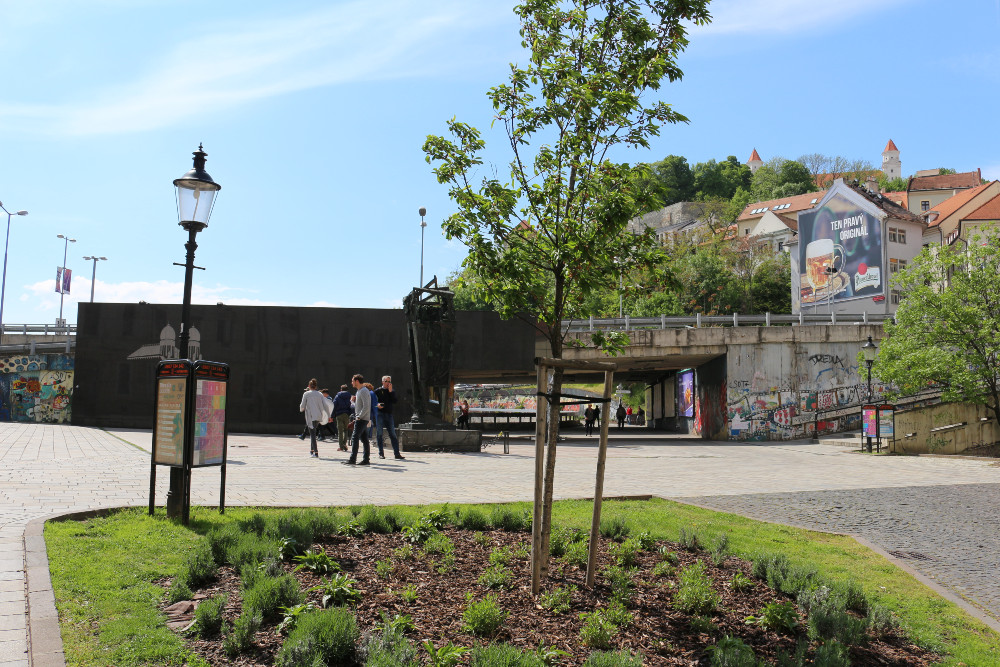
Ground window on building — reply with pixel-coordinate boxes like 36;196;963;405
777;241;784;252
890;290;902;305
888;227;897;242
897;228;906;244
744;228;750;235
921;200;930;211
889;258;908;274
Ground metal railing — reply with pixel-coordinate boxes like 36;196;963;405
0;323;77;336
564;312;893;332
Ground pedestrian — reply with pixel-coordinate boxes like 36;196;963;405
616;403;626;430
637;406;645;426
626;405;633;424
375;375;405;460
364;382;379;442
318;388;338;440
344;373;372;466
584;404;598;436
332;384;352;451
457;399;470;429
299;378;329;458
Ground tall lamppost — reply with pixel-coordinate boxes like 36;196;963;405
56;234;76;326
419;207;427;286
167;144;221;521
83;256;108;302
0;202;28;337
862;335;878;453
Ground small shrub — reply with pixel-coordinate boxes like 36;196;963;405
582;650;643;667
238;512;267;535
603;600;634;628
339;519;364;537
223;531;282;571
399;584;419;604
634;531;656;551
678;527;701;552
358;506;403;534
608;539;640;568
539;584;576;614
278;536;300;560
651;561;674;578
489;506;531;532
462;594;508;637
424;507;451;529
470;642;544;666
774;640;809;667
812;640;851;667
579;610;618;649
534;642;570;666
746;601;799;634
243;572;305;621
804;590;868;646
708;635;757;667
375;557;394;580
402;518;437;544
866;603;897;636
599;516;630;542
223;610;261;657
673;561;720;615
603;565;635;602
548;527;572;558
276;602;319;635
432;552;457;574
423;640;468;667
394;544;417;561
425;532;455;556
710;534;730;566
275;607;359;667
835;580;870;615
473;531;491;548
310;572;363;607
362;625;418;667
379;611;416;634
193;594;227;637
183;539;218;588
729;571;753;593
272;511;316;551
456;507;490;531
690;615;717;635
294;549;341;574
255;557;284;578
565;540;589;568
512;542;531;559
658;547;679;565
489;546;513;566
166;577;192;604
479;564;514;590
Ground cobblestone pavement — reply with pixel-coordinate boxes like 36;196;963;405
676;484;1000;624
1;423;998;664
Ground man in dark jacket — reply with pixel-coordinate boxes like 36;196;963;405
332;384;353;452
374;375;404;460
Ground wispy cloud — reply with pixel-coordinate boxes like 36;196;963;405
693;0;913;36
21;278;339;314
0;0;505;137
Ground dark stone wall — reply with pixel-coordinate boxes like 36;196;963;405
73;303;536;433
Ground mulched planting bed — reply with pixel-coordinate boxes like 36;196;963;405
170;528;936;666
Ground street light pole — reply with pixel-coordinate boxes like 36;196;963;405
83;256;108;302
0;202;28;338
419;207;427;287
56;234;77;325
862;335;878;453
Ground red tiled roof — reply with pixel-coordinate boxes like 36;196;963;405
748;148;762;163
882;191;907;209
908;170;982;192
775;213;798;231
964;192;1000;221
926;182;994;228
883;139;898;153
737;190;827;222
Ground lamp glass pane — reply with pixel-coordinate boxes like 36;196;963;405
175;185;218;226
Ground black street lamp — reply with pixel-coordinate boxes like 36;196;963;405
166;144;221;520
862;335;878;453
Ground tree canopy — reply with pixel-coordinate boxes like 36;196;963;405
874;229;1000;424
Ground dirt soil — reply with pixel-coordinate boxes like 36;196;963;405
174;529;936;666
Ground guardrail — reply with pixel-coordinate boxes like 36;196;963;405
564;312;893;332
0;323;77;335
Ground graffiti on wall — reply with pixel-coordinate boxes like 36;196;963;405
0;355;74;423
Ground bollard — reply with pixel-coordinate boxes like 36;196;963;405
503;431;510;454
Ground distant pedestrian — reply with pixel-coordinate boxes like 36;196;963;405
616;403;626;430
457;399;470;429
344;374;371;466
318;388;338;440
637;406;645;426
332;384;352;451
364;382;379;442
375;375;404;460
299;378;329;458
626;405;633;424
584;404;598;436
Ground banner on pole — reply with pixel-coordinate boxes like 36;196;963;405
55;267;72;294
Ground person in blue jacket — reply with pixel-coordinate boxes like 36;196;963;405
331;384;353;452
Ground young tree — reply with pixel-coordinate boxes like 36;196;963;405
875;229;1000;424
424;0;710;584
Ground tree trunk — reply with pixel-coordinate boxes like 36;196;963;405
539;364;563;579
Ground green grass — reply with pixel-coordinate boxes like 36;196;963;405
44;500;1000;666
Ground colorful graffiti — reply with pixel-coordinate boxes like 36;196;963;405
0;354;74;423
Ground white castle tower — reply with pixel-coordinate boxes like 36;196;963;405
882;139;901;181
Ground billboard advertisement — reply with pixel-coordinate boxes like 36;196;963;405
798;193;883;306
678;370;694;418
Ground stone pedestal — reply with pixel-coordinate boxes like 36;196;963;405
399;428;481;453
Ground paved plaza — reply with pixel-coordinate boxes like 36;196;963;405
1;423;998;665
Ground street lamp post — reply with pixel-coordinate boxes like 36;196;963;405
56;234;77;326
862;335;878;453
167;144;221;522
83;256;108;303
0;202;28;338
419;207;427;287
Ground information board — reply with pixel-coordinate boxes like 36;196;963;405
194;379;226;465
863;405;877;437
154;362;190;466
878;405;894;438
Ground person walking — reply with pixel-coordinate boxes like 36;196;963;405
364;382;380;444
319;388;338;440
332;384;352;451
299;378;329;458
344;373;372;466
584;404;598;436
457;399;470;429
616;402;627;430
375;375;404;460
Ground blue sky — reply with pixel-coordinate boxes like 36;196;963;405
1;0;998;325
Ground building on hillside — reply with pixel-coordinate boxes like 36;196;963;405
961;192;1000;239
787;179;926;315
735;190;827;238
921;181;1000;245
906;169;983;214
747;148;763;173
881;190;907;209
628;201;722;243
750;211;797;253
882;139;901;180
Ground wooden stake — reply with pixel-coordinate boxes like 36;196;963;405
530;362;548;596
586;368;615;587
